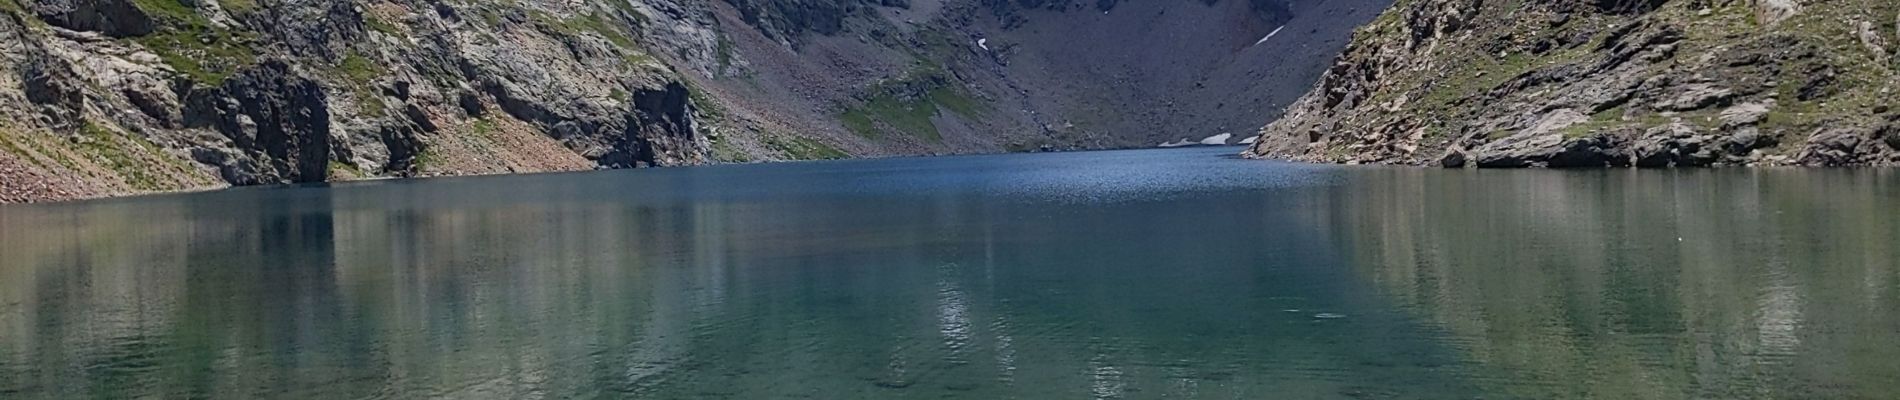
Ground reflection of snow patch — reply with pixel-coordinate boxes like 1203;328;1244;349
977;38;989;51
1253;26;1287;46
1200;133;1233;146
1239;136;1258;145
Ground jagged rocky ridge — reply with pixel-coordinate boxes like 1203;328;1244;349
1;0;1385;202
1247;0;1900;167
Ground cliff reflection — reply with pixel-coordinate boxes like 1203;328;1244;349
4;152;1895;399
1322;168;1900;399
0;193;748;398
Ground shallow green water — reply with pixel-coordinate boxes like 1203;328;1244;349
2;147;1897;399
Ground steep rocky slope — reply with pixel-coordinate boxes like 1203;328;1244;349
1247;0;1900;167
0;0;1387;203
1;0;713;202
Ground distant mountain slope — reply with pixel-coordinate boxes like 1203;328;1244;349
0;0;1384;202
1246;0;1900;167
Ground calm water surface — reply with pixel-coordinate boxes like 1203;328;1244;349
2;147;1897;399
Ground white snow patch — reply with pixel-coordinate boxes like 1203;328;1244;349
1157;139;1196;148
1252;26;1286;46
977;38;989;51
1200;133;1233;146
1238;136;1258;145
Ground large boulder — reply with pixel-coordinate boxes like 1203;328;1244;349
1473;133;1562;168
24;0;155;38
1794;127;1872;166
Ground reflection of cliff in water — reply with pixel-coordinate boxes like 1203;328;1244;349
1321;168;1900;399
0;194;739;398
0;152;1473;398
9;151;1892;399
0;194;346;398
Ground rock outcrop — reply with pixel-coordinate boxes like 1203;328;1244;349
1247;0;1900;167
182;60;332;184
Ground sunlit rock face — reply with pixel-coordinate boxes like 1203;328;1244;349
1247;0;1900;167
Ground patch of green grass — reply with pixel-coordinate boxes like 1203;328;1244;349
0;128;47;170
470;117;498;138
134;27;257;85
1761;99;1818;132
839;108;879;139
1553;105;1633;138
412;148;438;170
327;160;362;178
77;121;170;191
836;55;994;141
839;86;988;142
129;0;203;23
337;53;383;85
533;10;637;49
710;136;751;163
839;78;988;142
840;93;942;141
218;0;257;14
682;82;726;120
1559;120;1625;139
765;135;847;160
929;86;985;118
609;88;629;103
570;12;637;49
0;135;24;158
364;14;405;38
356;92;388;116
332;53;389;116
1382;10;1610;124
474;7;502;27
714;34;737;72
8;129;79;171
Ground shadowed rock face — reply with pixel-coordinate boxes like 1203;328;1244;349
184;61;332;184
611;81;697;168
726;0;908;39
1248;0;1900;167
24;0;153;37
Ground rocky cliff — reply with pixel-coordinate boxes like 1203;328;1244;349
1247;0;1900;167
0;0;1387;203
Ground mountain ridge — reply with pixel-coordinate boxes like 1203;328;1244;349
0;0;1386;203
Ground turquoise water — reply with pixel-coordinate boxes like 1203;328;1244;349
1;147;1897;399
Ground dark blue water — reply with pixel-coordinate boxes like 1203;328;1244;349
2;147;1897;399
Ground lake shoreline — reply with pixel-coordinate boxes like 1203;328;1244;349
11;144;1898;205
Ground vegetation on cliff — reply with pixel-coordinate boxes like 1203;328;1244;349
1248;0;1900;167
